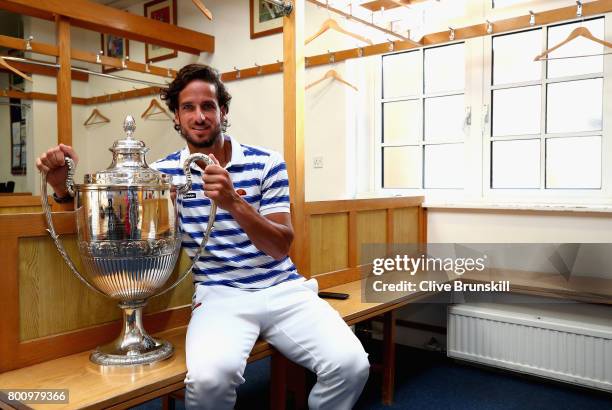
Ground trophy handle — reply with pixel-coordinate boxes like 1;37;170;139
40;157;108;297
154;153;218;297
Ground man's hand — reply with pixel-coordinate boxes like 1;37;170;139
35;144;79;197
202;154;241;211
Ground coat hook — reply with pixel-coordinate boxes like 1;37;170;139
234;66;240;79
96;50;103;63
145;63;150;73
486;20;493;34
357;46;363;57
277;59;283;71
122;56;129;69
387;38;395;51
167;68;172;78
576;1;583;18
449;27;455;41
529;11;535;26
327;50;335;63
255;63;262;75
25;35;33;51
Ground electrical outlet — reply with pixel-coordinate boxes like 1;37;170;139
313;156;324;169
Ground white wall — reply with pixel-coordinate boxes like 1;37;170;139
22;0;386;200
428;208;612;243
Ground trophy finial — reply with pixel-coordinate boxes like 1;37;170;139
123;115;136;139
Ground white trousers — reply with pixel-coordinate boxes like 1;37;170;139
184;278;370;410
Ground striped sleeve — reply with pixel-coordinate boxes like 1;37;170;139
259;152;290;215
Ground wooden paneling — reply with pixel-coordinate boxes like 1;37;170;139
0;196;71;214
309;213;348;275
393;207;419;243
56;16;72;146
0;0;214;54
18;238;192;341
306;197;424;215
357;209;387;265
0;206;40;214
304;198;425;287
284;0;307;276
0;212;196;371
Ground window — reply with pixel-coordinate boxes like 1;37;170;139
377;13;609;205
488;18;604;192
381;43;466;190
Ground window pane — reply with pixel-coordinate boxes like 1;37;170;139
492;139;540;188
547;78;602;134
383;100;420;144
383;146;421;188
547;19;604;78
424;43;465;94
383;51;420;98
492;86;541;136
493;29;542;85
546;136;601;189
425;143;464;188
424;94;464;141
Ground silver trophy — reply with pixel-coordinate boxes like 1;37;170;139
40;116;216;366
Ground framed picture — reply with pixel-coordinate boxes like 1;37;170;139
144;0;178;63
250;0;284;39
100;33;129;73
11;119;26;175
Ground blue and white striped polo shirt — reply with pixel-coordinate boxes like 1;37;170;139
151;135;303;290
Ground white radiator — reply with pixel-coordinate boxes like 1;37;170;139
447;303;612;392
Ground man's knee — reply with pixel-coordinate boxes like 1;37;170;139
185;357;246;393
321;346;370;385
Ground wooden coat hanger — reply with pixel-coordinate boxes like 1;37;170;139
534;26;612;61
192;0;213;20
84;108;110;126
141;98;173;120
306;18;373;45
0;56;33;82
306;69;358;91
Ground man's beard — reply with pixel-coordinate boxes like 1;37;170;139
179;125;222;148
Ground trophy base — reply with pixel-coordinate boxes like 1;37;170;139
89;300;174;366
90;339;174;366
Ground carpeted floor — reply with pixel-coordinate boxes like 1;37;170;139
132;342;612;410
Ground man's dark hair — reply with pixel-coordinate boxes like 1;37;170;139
160;64;232;113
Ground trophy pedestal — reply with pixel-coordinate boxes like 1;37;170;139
90;301;174;366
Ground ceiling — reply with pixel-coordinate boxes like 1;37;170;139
91;0;143;9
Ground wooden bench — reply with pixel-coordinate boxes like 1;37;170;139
0;271;443;410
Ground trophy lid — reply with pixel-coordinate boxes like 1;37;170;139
84;115;170;185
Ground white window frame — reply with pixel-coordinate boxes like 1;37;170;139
376;40;483;203
375;10;612;206
482;16;612;205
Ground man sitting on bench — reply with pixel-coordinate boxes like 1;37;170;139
36;63;370;410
